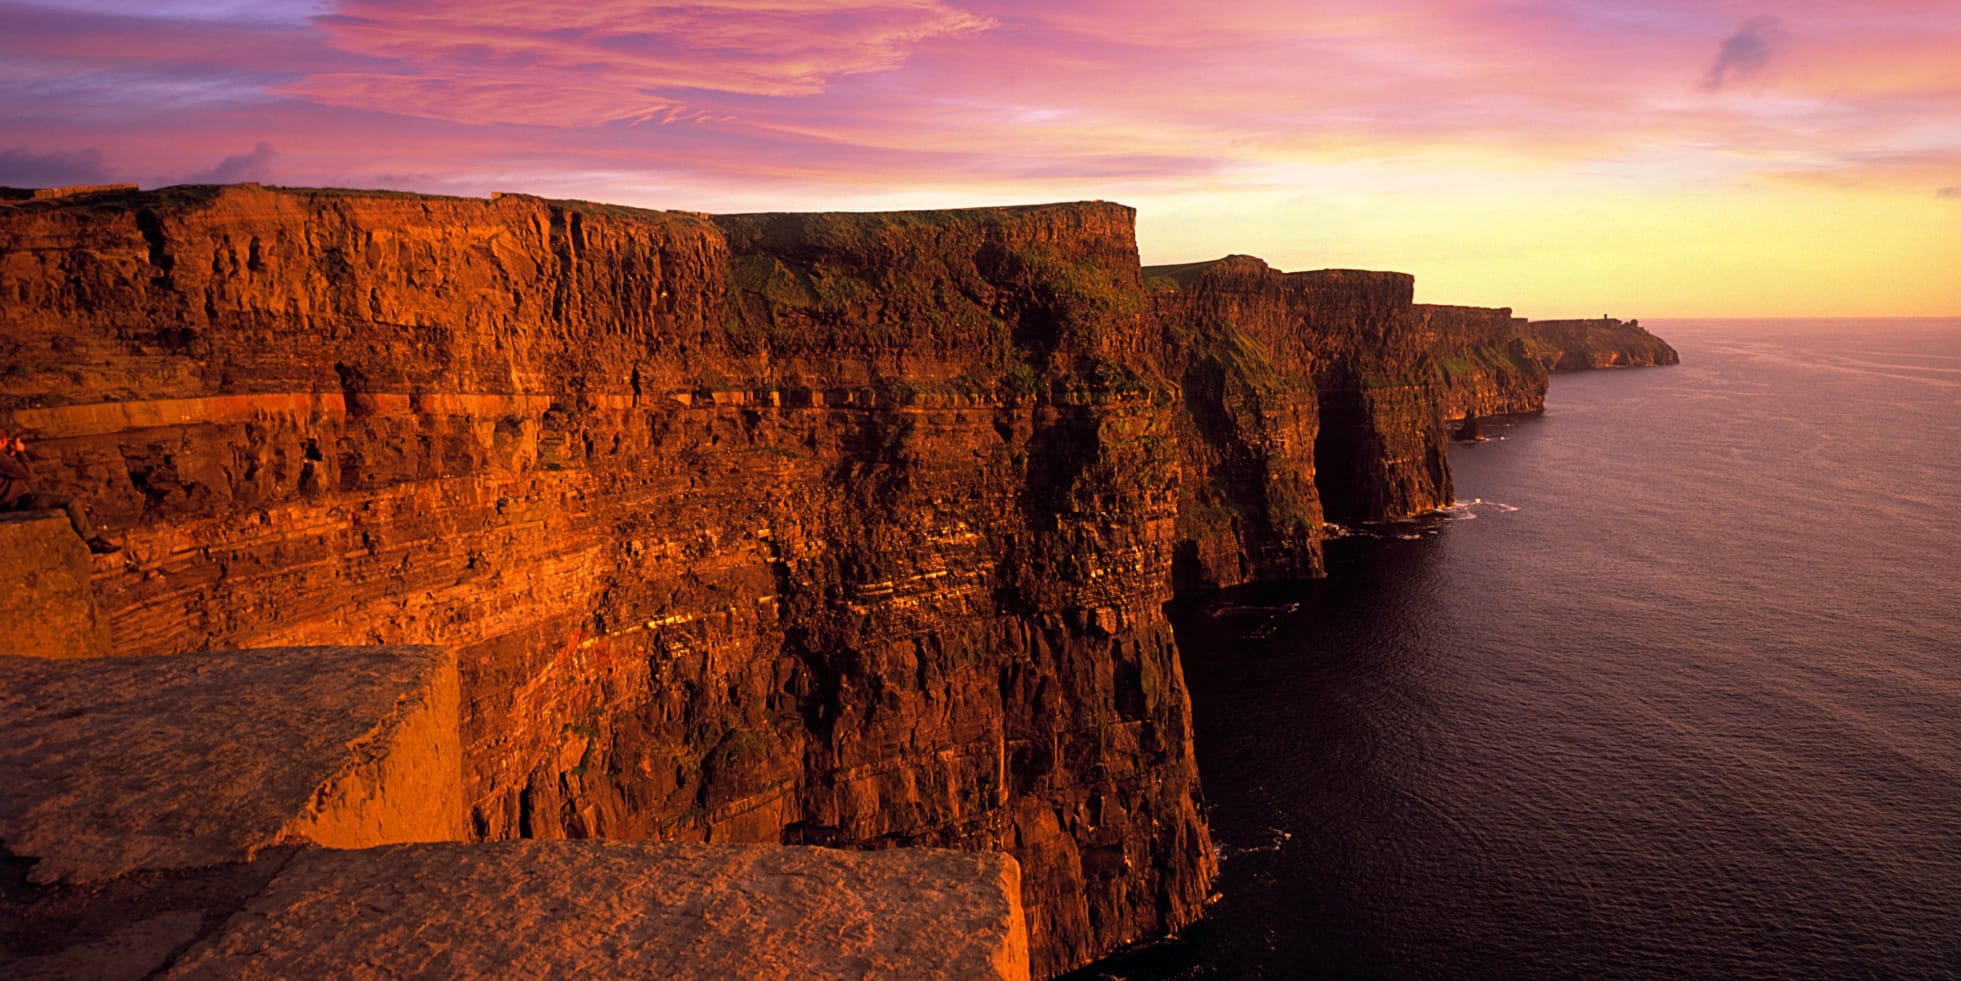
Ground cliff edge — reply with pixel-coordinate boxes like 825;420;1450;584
0;185;1204;975
0;183;1676;974
1522;317;1681;371
1147;257;1450;588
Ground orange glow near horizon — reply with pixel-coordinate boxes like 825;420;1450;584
1;0;1956;317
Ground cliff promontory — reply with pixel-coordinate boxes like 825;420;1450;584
0;185;1208;975
1522;317;1681;371
1420;308;1679;423
1417;303;1547;421
1146;257;1451;587
0;183;1675;975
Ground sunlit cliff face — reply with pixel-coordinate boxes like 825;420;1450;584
2;0;1957;316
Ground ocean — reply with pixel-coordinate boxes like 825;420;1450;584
1070;318;1961;979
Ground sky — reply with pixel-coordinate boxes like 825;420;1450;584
2;1;1957;317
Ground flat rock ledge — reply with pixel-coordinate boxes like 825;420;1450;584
174;841;1029;980
0;645;465;884
3;841;1029;980
0;644;1031;978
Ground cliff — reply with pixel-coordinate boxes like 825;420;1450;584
0;183;1676;974
0;185;1206;976
1147;257;1451;587
1521;317;1681;371
1416;303;1548;422
1;578;1028;977
1419;308;1680;423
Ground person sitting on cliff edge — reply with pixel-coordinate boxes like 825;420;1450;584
0;426;119;554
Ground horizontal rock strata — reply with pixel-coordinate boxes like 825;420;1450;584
0;183;1675;974
1147;257;1452;587
1417;303;1548;422
0;186;1205;975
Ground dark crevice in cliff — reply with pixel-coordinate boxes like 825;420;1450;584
1311;387;1373;526
134;209;173;287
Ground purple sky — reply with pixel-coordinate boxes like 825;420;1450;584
4;0;1958;314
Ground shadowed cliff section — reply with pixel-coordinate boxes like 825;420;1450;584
1147;257;1451;588
0;186;1206;976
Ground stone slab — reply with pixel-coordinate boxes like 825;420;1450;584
0;646;463;883
0;510;110;658
166;841;1028;980
3;841;1030;980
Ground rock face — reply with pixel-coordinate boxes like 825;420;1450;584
0;184;1676;974
1522;317;1681;371
1148;257;1451;587
1416;303;1548;422
1419;308;1680;423
0;186;1206;975
0;645;463;884
0;511;111;657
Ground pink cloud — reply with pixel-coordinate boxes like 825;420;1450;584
293;0;995;125
0;0;1957;200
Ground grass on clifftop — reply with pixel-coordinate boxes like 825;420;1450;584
1140;259;1231;292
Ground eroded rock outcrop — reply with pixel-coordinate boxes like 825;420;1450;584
169;842;1029;980
1147;257;1451;588
0;645;463;884
1522;317;1681;371
0;183;1675;974
4;839;1031;980
0;186;1206;975
1417;303;1548;422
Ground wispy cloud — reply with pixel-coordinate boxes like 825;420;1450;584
1703;16;1787;91
0;2;1957;204
1;0;1958;313
292;0;996;125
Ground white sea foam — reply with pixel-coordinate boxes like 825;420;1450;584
1448;497;1520;516
1220;827;1294;863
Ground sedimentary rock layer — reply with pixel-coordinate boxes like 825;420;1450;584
1417;303;1548;422
0;185;1207;975
1147;257;1452;587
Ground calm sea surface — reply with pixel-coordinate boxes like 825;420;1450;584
1073;319;1961;979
